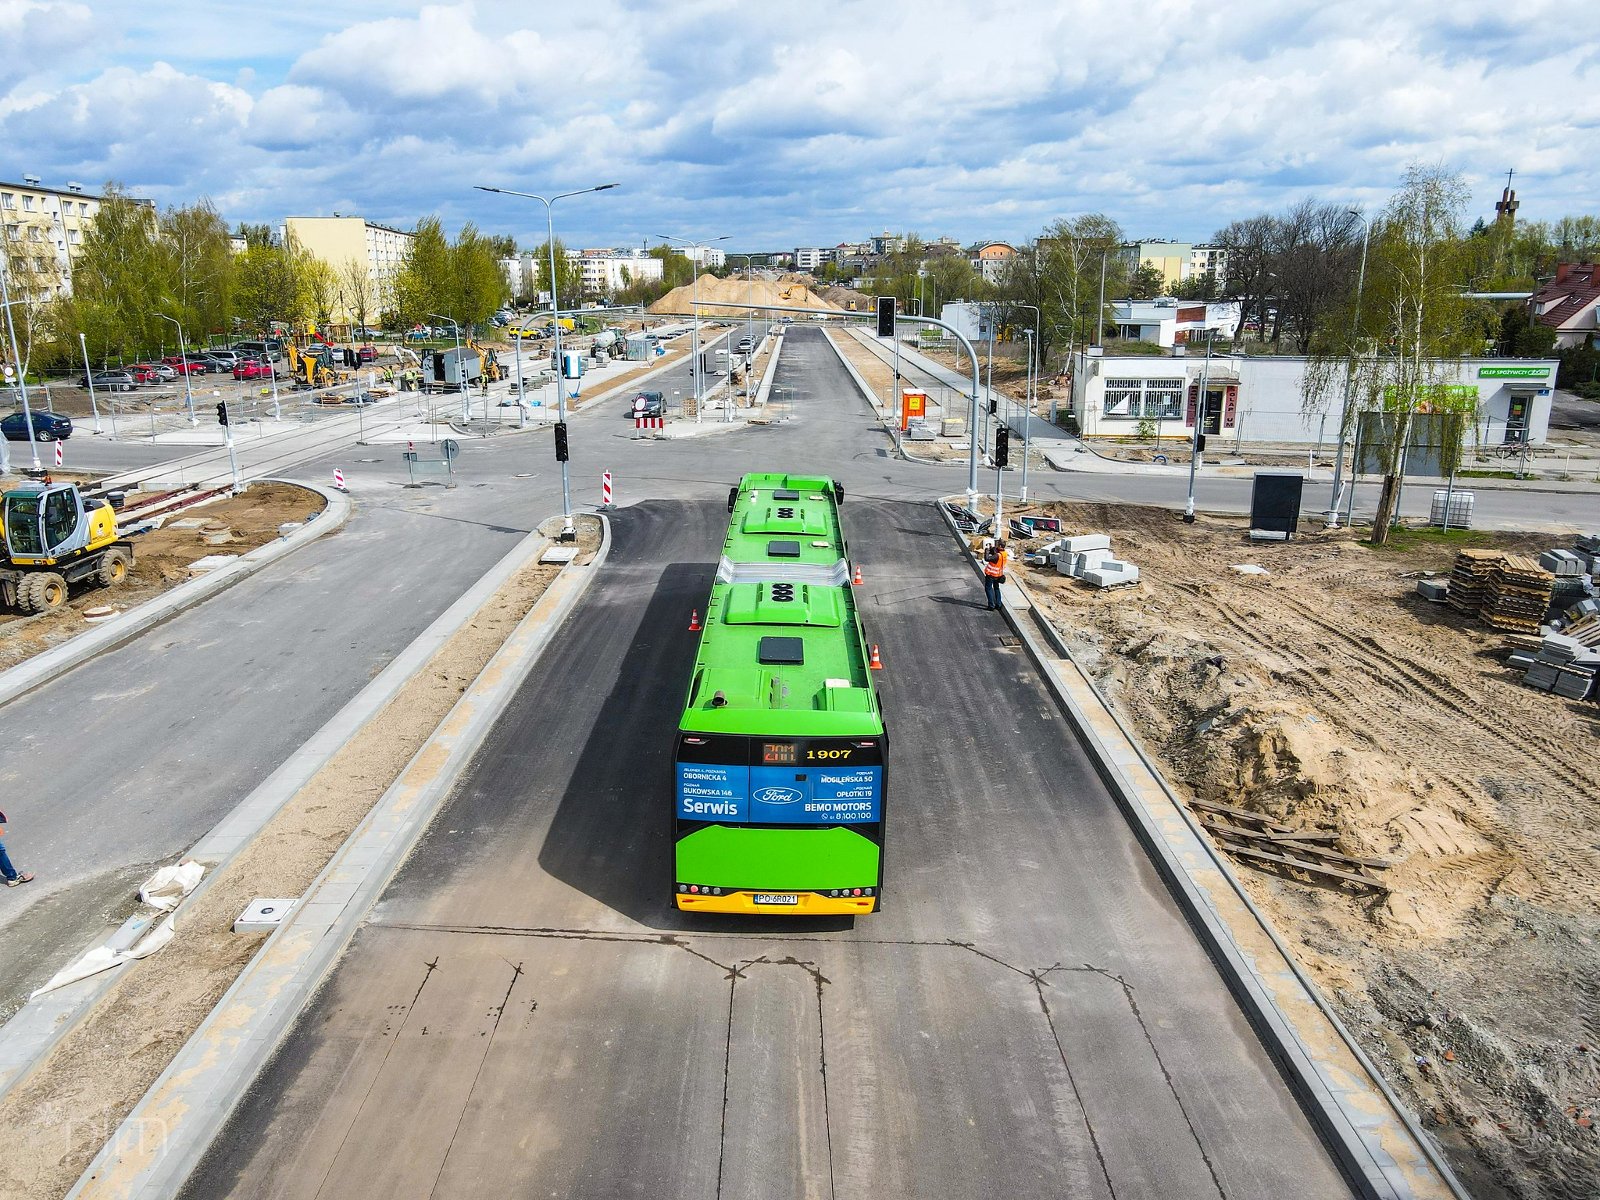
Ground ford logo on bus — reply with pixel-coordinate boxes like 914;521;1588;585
754;786;804;805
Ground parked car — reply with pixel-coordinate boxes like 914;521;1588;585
192;354;235;374
357;344;377;364
204;349;243;370
2;410;73;441
233;358;276;380
232;340;283;362
737;337;753;352
625;390;665;419
162;355;209;375
351;326;385;339
131;361;177;382
80;369;136;392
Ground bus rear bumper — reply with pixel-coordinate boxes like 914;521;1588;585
675;890;877;915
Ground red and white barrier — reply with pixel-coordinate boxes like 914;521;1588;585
601;471;612;506
634;416;664;430
55;441;63;467
333;468;346;491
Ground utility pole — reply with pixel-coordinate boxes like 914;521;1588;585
1184;332;1215;523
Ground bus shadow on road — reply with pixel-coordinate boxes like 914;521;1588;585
535;555;855;936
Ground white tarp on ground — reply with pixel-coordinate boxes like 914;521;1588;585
28;861;204;998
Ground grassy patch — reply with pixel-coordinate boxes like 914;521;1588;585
1460;469;1520;479
1359;525;1496;553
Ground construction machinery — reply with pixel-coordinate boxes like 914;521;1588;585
286;342;353;390
467;340;504;382
1;481;134;613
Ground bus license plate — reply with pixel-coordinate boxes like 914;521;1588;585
754;893;799;906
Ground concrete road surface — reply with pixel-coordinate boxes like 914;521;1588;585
182;375;1354;1197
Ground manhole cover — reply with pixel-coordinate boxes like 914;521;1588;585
995;635;1020;647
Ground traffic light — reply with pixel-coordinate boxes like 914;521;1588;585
876;295;895;338
994;426;1010;468
553;421;569;462
216;401;228;426
1195;434;1207;453
988;395;998;416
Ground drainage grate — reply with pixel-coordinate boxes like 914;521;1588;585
995;635;1020;648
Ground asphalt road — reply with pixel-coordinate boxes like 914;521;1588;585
180;333;1353;1199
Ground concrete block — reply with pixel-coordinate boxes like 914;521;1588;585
233;898;298;935
1061;533;1112;553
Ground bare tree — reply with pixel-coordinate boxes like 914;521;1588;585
338;257;377;335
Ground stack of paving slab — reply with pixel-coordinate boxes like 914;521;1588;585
1447;549;1502;616
1540;548;1594;612
1483;556;1555;634
1520;630;1600;700
1056;533;1140;588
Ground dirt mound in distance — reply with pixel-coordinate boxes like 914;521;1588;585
649;274;842;318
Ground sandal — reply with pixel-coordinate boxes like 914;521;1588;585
6;873;34;887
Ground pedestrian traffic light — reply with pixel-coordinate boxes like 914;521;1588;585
553;421;569;462
994;426;1010;468
876;296;895;338
988;395;998;416
216;401;228;426
1195;434;1207;453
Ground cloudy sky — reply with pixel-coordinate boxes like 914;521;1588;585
3;0;1595;252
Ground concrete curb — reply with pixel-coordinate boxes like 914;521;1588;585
68;516;612;1200
935;499;1466;1200
818;328;934;465
0;509;566;1107
0;481;349;710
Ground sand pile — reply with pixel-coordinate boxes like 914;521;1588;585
649;274;842;318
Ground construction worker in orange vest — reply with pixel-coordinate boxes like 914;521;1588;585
981;536;1008;610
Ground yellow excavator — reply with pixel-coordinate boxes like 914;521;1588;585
467;340;504;382
287;342;353;390
1;481;134;613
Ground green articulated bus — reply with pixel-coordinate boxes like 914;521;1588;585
674;472;887;915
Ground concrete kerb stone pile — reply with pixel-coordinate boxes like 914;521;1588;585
61;514;610;1199
0;481;350;711
936;496;1468;1200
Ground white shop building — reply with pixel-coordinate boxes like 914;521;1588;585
1068;351;1557;449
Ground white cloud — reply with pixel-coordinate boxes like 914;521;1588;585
0;1;1592;247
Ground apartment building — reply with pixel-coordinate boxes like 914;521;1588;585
794;247;828;271
0;177;155;300
572;249;664;297
282;215;413;318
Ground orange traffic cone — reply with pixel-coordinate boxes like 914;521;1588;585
852;563;864;586
869;644;883;670
689;609;701;632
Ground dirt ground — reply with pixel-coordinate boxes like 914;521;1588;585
0;516;601;1198
0;482;323;670
1005;501;1599;1200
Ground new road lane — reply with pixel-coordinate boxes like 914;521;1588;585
183;491;1354;1198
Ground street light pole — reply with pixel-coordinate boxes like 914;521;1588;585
156;311;197;426
476;182;618;535
1184;331;1215;523
0;271;41;470
1327;209;1370;527
659;234;730;423
429;314;464;420
77;332;102;434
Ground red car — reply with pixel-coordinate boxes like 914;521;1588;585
162;354;209;375
127;363;163;384
357;344;377;364
233;358;276;380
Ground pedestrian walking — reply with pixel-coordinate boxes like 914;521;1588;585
981;536;1008;610
0;809;34;887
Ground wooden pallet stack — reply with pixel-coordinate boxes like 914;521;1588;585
1482;555;1555;634
1189;799;1390;892
1447;549;1503;616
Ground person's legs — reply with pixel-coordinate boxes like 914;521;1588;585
0;838;18;882
984;575;1001;609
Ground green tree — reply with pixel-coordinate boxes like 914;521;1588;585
450;221;509;327
1125;262;1166;299
303;257;337;332
1496;306;1557;356
233;238;307;339
391;216;453;330
649;244;693;291
1303;164;1485;544
57;186;167;364
530;238;582;312
159;200;235;345
1000;215;1124;366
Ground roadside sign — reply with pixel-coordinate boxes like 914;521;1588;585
441;438;460;461
900;390;927;431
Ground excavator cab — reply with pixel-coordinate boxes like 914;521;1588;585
3;484;112;565
1;482;131;613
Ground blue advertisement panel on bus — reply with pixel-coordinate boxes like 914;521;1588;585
676;753;882;825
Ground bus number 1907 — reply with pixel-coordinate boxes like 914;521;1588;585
806;749;852;761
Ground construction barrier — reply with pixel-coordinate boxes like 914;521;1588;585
634;416;664;430
601;471;613;507
332;468;346;491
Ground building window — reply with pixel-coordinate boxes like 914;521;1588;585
1102;377;1185;420
1;193;12;209
21;196;34;212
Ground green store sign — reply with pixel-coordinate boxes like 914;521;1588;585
1478;366;1550;378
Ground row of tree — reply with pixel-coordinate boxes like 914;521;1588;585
1;187;532;375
